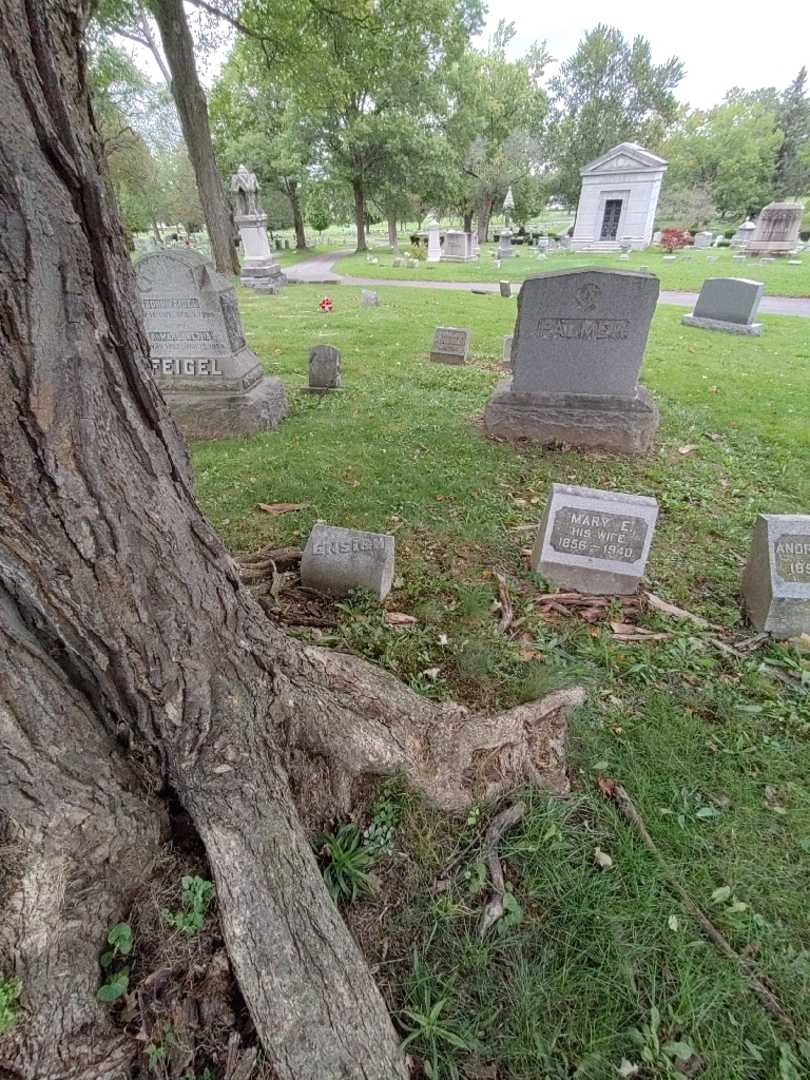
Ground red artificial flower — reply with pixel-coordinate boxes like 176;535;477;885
319;296;333;312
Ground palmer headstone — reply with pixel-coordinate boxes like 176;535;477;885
305;344;341;393
682;277;763;336
532;484;658;594
301;524;395;600
136;248;288;440
743;514;810;638
430;326;470;365
484;267;660;452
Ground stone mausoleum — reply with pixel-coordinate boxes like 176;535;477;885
571;143;667;252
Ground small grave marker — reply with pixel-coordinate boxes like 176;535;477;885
532;484;658;594
682;277;763;336
499;280;512;298
361;289;379;307
305;344;341;393
743;514;810;637
301;524;395;600
430;326;470;365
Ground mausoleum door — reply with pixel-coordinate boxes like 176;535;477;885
600;199;623;241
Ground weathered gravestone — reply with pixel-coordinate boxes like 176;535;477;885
136;248;289;440
502;334;513;366
746;202;803;255
442;230;477;262
484;267;660;453
532;484;658;594
682;277;763;336
301;524;395;600
497;230;514;259
694;231;713;249
230;165;286;293
743;514;810;637
500;280;512;298
304;344;341;393
430;326;470;365
361;289;379;307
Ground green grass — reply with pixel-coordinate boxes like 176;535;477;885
336;244;810;298
192;284;810;1079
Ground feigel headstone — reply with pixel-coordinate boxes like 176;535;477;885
230;165;287;293
484;267;660;453
305;344;341;393
361;289;379;307
430;326;470;365
743;514;810;638
136;248;288;440
746;202;803;255
682;277;763;336
301;524;395;600
500;280;512;298
532;484;658;594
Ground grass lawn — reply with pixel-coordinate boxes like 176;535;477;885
337;244;810;298
193;284;810;1079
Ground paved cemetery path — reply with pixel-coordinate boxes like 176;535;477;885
285;251;810;318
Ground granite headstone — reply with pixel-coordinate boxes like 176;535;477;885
743;514;810;637
484;267;660;452
430;326;470;365
532;484;658;594
682;277;764;336
301;524;395;600
136;248;288;439
305;344;341;393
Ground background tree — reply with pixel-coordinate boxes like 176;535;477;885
548;25;684;206
0;6;580;1080
774;67;810;197
444;22;549;241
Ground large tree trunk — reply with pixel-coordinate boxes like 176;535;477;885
463;209;474;234
151;0;240;276
352;176;367;252
477;191;494;244
387;212;399;250
0;3;583;1078
287;180;307;249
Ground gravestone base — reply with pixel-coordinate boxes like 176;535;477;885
301;385;344;395
240;262;287;293
681;313;762;336
484;380;659;454
165;376;289;441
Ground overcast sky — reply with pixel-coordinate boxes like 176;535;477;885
478;0;810;108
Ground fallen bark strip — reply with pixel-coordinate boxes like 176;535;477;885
494;572;514;635
605;781;796;1035
477;802;526;937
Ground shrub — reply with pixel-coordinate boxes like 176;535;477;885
660;227;691;253
318;823;374;903
405;243;426;261
800;230;810;242
716;238;731;247
724;229;736;239
163;876;215;936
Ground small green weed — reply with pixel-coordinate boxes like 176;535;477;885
318;823;375;903
96;921;133;1003
164;876;215;936
363;784;405;856
0;975;22;1034
400;959;479;1079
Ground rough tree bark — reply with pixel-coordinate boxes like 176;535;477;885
463;209;474;234
352;176;367;252
0;3;583;1078
387;212;399;250
151;0;240;276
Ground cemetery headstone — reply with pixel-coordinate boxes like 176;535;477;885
694;231;713;249
681;277;764;336
430;326;471;365
305;344;341;393
732;254;747;262
663;254;676;261
301;524;396;601
484;267;660;453
392;256;405;267
442;229;477;262
746;202;803;255
135;248;289;439
731;219;755;247
652;230;662;244
743;514;810;637
497;230;514;259
361;289;379;307
532;484;658;594
230;165;286;293
502;334;513;367
500;280;512;298
618;254;630;261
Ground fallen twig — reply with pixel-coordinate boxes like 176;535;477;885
644;591;716;629
477;802;526;938
494;572;514;635
602;779;796;1034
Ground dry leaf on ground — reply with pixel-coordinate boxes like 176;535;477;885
385;612;417;626
256;502;310;515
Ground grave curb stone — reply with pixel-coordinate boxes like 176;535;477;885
162;377;289;440
743;514;810;638
681;314;763;336
301;524;396;601
532;483;659;594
